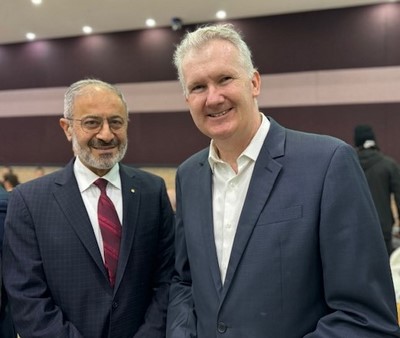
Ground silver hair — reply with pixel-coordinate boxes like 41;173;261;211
173;23;256;95
63;78;128;119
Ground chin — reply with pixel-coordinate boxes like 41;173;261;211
209;128;234;140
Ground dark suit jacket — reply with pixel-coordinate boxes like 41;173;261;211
0;186;8;307
0;187;16;338
167;118;400;338
0;186;8;252
2;160;175;338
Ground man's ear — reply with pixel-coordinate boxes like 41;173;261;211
251;71;261;97
59;118;73;142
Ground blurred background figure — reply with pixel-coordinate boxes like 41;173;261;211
33;166;45;178
0;166;13;189
354;124;400;255
2;173;19;192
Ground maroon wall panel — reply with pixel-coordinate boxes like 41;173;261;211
126;112;209;166
1;105;400;166
0;112;209;166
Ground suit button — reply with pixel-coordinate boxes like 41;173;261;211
217;321;227;333
112;301;118;309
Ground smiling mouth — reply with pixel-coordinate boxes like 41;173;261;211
93;145;116;151
208;108;231;118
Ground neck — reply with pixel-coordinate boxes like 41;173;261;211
214;112;262;173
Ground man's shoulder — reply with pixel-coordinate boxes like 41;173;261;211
11;167;66;198
0;189;8;211
380;152;399;166
0;187;8;201
181;148;209;165
119;163;165;186
177;148;209;172
267;122;350;162
286;127;345;147
269;117;348;153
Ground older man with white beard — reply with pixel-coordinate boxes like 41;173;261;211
2;79;175;338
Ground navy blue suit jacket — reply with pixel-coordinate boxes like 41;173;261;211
0;186;8;307
3;160;175;338
167;117;400;337
0;186;8;252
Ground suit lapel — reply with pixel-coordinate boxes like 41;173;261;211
114;165;140;291
52;160;107;278
197;160;224;295
221;118;285;298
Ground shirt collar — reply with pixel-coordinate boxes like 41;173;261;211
74;156;121;193
208;114;270;172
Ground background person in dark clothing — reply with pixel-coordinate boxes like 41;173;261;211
354;125;400;255
2;173;19;192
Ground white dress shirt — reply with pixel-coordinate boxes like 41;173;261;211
208;114;270;283
73;156;123;261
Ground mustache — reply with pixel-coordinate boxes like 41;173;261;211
88;139;120;148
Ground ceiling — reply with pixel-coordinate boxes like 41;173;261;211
0;0;388;46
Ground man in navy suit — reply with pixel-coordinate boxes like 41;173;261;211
2;79;175;338
166;24;400;337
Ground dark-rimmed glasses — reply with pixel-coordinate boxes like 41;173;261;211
67;116;127;133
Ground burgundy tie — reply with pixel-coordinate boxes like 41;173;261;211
94;178;121;287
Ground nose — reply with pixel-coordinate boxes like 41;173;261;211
205;85;224;107
96;120;115;142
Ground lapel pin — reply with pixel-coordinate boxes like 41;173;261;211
131;188;135;193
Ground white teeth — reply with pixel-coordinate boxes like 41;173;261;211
209;109;228;117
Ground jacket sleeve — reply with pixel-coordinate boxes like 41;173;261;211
166;173;197;338
305;144;400;337
2;188;84;338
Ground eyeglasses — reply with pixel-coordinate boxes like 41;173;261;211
67;116;127;133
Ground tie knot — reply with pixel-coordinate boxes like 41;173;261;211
94;178;108;193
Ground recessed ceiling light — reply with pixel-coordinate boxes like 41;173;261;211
146;18;156;27
216;10;227;19
82;26;93;34
31;0;42;5
26;32;36;41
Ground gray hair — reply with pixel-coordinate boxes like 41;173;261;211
173;24;256;94
63;78;128;119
